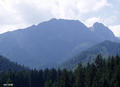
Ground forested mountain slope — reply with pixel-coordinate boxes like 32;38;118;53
0;55;26;71
62;40;120;69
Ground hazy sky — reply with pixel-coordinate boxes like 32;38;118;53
0;0;120;37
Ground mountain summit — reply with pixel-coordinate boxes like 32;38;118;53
0;19;119;69
91;22;115;41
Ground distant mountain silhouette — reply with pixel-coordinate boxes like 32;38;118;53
0;19;119;69
90;22;117;41
61;40;120;70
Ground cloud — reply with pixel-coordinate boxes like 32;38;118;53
85;17;101;27
77;0;112;13
85;16;117;27
0;0;113;33
109;25;120;37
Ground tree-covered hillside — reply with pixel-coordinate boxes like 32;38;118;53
61;40;120;69
0;55;27;72
0;55;120;87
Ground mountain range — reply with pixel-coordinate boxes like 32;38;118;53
0;18;119;69
61;40;120;70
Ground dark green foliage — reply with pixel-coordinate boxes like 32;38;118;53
45;80;52;87
74;64;85;87
0;55;120;87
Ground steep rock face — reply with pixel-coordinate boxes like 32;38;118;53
0;19;118;69
90;22;116;41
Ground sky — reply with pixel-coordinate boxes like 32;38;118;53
0;0;120;37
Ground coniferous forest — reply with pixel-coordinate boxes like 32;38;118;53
0;55;120;87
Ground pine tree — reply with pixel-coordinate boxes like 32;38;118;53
74;64;84;87
45;80;52;87
85;63;96;87
59;69;71;87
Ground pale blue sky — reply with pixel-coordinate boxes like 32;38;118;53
0;0;120;37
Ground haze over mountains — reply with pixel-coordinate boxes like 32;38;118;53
0;55;26;71
0;18;119;69
62;40;120;70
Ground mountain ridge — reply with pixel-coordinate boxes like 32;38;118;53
0;18;119;69
61;40;120;70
